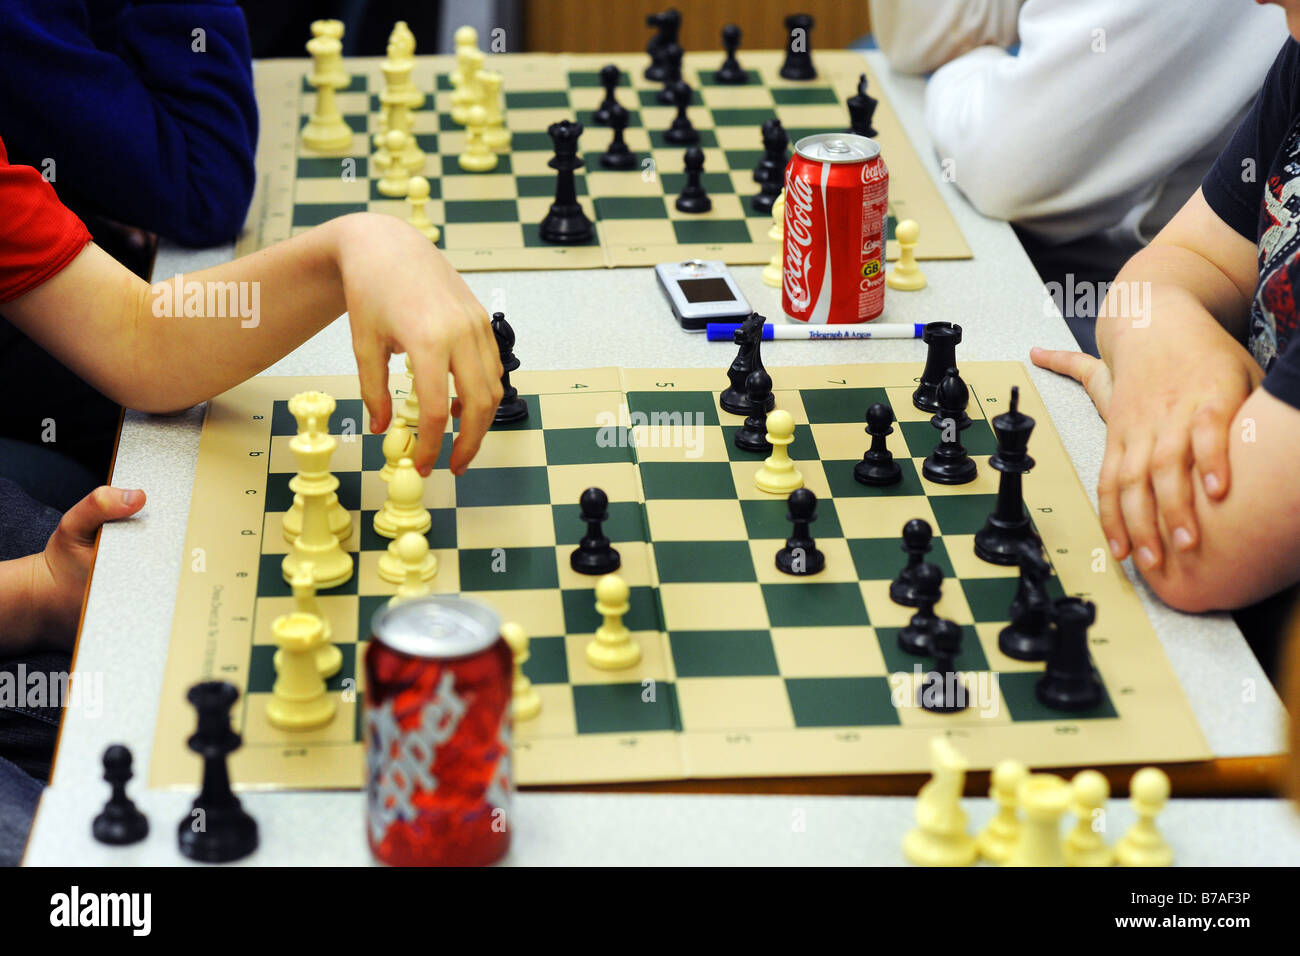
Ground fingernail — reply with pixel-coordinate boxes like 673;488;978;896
1172;527;1193;550
1136;546;1157;569
1109;539;1122;558
1204;473;1221;495
121;489;140;506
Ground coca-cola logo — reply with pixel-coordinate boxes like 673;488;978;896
783;172;817;310
861;161;886;184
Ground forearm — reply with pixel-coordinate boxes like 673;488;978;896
869;0;1020;75
0;554;47;654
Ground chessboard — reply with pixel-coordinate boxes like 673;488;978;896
236;50;971;269
150;361;1209;790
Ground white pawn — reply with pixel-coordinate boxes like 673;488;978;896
402;354;420;424
762;190;784;288
379;528;437;586
406;177;440;242
480;71;511;153
380;415;416;482
503;621;542;721
459;105;498;172
754;409;803;494
373;456;431;539
1115;767;1173;867
887;218;927;291
902;737;977;867
376;128;413;197
386;532;436;605
1065;769;1114;867
1006;773;1070;867
976;758;1028;863
585;574;640;670
267;612;336;731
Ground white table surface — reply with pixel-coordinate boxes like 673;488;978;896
23;51;1288;866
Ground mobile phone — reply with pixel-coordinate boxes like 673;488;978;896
654;259;751;331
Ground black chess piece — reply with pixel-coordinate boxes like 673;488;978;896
733;368;773;453
177;681;258;863
644;8;681;82
919;618;968;713
1036;598;1104;712
492;312;528;424
775;488;825;576
974;386;1041;565
593;64;621;125
998;542;1054;661
913;321;962;413
720;312;774;416
540;120;594;244
664;80;699;144
751;119;790;214
570;487;621;574
854;402;901;486
675;146;710;212
600;102;636;170
753;174;784;215
845;73;878;137
922;368;977;485
715;24;747;84
780;13;817;80
898;561;942;656
657;42;684;105
890;517;933;606
92;744;148;846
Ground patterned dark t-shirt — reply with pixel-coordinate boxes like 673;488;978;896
1203;38;1300;407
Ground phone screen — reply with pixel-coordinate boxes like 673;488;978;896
677;277;737;304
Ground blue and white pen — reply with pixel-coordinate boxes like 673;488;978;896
705;322;926;342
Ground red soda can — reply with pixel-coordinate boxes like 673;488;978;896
782;133;889;324
364;595;513;867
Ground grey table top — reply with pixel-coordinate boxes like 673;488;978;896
23;51;1287;866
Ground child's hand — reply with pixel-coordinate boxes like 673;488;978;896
335;214;503;476
1032;326;1261;572
32;486;146;650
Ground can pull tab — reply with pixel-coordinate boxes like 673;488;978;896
823;139;851;154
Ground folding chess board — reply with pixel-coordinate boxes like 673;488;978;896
237;50;971;269
151;363;1209;790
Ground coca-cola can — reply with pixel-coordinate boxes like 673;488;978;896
783;133;889;324
364;595;513;866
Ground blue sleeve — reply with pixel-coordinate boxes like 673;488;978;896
1202;37;1299;242
0;0;258;247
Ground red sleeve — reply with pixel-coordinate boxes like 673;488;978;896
0;137;92;303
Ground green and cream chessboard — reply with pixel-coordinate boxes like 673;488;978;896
236;49;972;269
151;362;1209;790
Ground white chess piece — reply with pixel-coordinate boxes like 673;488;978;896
282;563;342;679
373;457;431;539
1115;767;1172;867
282;391;351;543
380;415;416;482
762;190;784;288
379;528;438;587
402;354;420;423
585;574;640;669
1006;773;1071;867
451;48;485;124
976;758;1028;863
301;20;352;152
480;70;511;153
459;104;498;172
376;128;413;197
406;176;441;242
267;612;336;730
503;622;542;721
902;737;977;867
887;218;926;291
1065;769;1114;867
754;409;803;494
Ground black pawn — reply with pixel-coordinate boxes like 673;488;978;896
675;146;710;212
733;368;773;453
92;744;148;846
657;42;684;105
998;542;1054;661
890;518;932;607
540;120;594;245
178;681;258;863
715;24;747;84
922;368;977;485
600;102;636;170
974;386;1040;564
644;8;681;82
1036;598;1104;712
664;80;698;144
751;119;789;214
780;13;817;80
919;618;968;713
571;487;621;575
719;312;773;416
845;73;878;137
776;488;825;576
854;402;901;486
492;312;528;425
593;64;621;126
898;561;942;656
913;321;962;413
